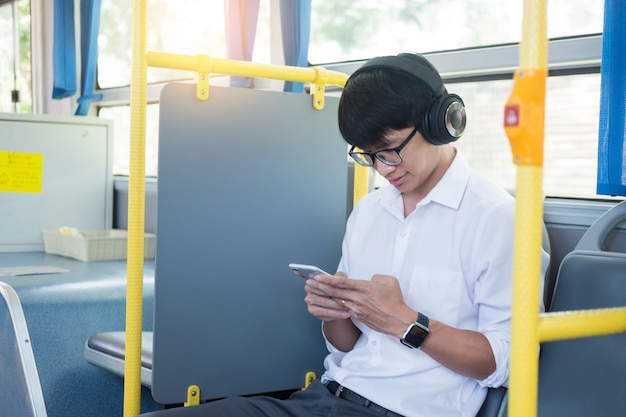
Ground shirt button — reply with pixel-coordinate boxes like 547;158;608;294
400;231;407;237
371;341;377;346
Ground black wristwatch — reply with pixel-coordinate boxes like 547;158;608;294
400;312;430;349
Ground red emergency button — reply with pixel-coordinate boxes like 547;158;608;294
504;105;520;127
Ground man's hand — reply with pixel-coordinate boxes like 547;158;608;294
305;273;416;339
303;271;361;352
303;272;351;322
306;273;498;379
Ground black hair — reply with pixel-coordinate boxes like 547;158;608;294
338;53;442;150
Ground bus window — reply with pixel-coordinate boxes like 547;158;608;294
453;73;601;199
0;0;31;113
309;0;603;64
98;0;271;89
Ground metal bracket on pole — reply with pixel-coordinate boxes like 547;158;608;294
184;385;201;407
312;66;328;110
302;371;317;390
196;54;212;101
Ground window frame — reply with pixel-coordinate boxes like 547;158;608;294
97;34;602;113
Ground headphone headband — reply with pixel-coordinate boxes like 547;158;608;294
346;54;466;146
349;55;445;96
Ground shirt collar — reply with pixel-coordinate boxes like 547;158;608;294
378;148;470;212
425;149;470;210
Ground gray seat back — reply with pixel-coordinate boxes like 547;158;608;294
0;281;47;417
151;84;347;404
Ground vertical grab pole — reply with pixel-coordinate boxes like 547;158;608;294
504;1;548;417
353;163;369;207
124;0;147;415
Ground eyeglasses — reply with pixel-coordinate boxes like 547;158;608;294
348;126;419;167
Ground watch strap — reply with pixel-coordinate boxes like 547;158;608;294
416;312;429;329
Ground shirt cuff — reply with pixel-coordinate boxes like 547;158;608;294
479;331;511;388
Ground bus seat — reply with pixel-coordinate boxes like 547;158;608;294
85;219;553;415
541;222;555;312
535;199;626;416
475;386;507;417
0;281;48;417
489;200;626;417
87;222;550;414
84;331;154;387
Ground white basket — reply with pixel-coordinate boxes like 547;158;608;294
43;229;155;262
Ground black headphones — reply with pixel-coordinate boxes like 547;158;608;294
347;55;467;146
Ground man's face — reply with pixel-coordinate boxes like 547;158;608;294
369;126;454;202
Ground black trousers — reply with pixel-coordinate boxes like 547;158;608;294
139;380;398;417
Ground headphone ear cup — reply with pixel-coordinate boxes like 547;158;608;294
423;93;467;145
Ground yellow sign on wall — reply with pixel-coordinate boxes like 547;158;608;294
0;150;44;193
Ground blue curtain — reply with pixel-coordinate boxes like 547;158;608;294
75;0;103;115
224;0;260;88
52;0;76;99
597;0;626;196
52;0;102;114
280;0;311;93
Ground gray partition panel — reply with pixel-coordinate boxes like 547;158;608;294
153;83;347;404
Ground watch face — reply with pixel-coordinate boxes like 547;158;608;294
405;325;428;348
401;321;429;349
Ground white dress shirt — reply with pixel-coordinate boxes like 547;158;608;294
321;151;548;417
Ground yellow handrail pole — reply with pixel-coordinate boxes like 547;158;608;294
124;0;147;415
353;164;369;207
503;0;547;416
145;52;348;87
539;307;626;343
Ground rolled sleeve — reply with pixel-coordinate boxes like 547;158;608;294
480;330;511;387
321;321;339;353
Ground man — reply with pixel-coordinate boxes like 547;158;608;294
142;53;548;417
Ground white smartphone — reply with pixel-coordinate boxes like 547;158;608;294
288;263;331;279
